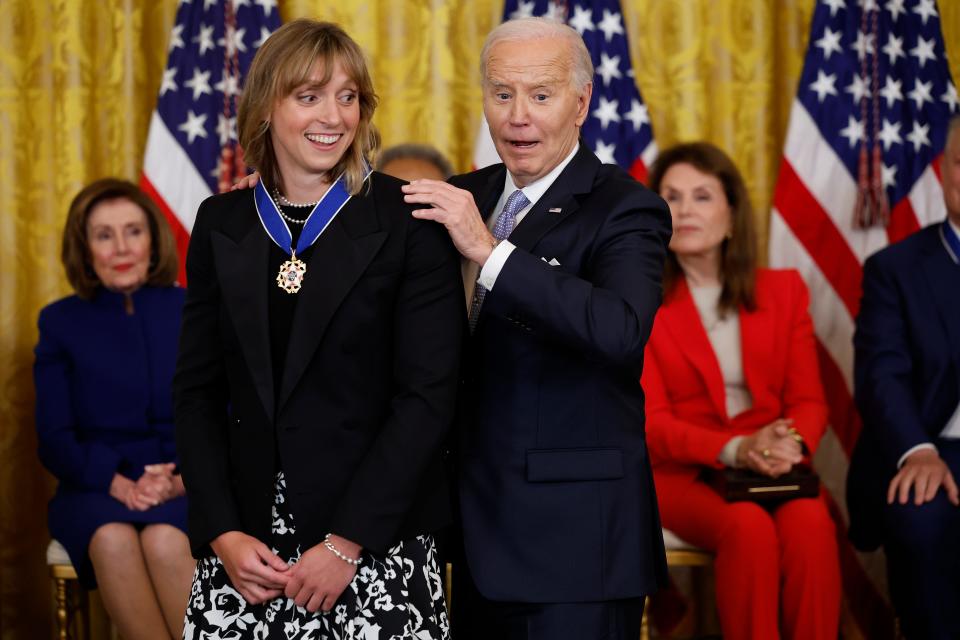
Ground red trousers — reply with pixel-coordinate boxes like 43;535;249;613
656;474;841;640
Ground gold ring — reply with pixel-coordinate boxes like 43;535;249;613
762;448;771;458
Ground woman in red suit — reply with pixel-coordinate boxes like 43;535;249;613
643;142;841;639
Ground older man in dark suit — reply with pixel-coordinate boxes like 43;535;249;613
847;116;960;640
402;17;671;640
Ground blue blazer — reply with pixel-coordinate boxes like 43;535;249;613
848;222;960;551
34;286;188;587
452;145;671;603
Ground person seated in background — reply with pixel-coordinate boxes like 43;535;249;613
377;142;454;182
34;178;194;639
847;116;960;640
641;142;841;640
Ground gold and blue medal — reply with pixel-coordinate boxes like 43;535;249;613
276;251;308;294
254;173;363;294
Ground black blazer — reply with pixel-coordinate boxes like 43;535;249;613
848;222;960;551
174;172;465;558
452;146;671;602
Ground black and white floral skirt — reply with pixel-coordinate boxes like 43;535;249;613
183;473;450;639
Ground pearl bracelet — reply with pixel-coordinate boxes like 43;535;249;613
323;534;362;566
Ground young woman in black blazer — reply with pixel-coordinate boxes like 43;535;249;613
174;19;463;638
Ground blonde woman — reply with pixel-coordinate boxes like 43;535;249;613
174;19;463;638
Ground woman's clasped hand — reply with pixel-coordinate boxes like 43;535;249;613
736;419;803;476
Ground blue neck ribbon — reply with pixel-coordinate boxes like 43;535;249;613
253;170;369;256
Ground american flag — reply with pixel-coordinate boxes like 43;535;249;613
769;0;957;636
472;0;657;182
141;0;282;281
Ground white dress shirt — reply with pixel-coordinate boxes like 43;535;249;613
476;145;579;291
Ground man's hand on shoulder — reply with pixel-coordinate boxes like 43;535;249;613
402;179;497;266
232;171;260;190
887;448;960;506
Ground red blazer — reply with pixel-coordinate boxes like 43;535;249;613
641;269;828;483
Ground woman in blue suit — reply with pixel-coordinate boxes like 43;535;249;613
34;178;194;640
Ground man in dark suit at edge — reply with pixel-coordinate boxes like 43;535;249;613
402;17;671;640
847;115;960;639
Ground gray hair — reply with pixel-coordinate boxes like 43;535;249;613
480;17;594;93
375;143;454;179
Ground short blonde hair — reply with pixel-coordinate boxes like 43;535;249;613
480;17;594;92
61;178;178;299
238;19;380;196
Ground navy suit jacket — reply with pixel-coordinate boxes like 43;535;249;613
35;286;188;587
452;145;671;603
848;222;960;551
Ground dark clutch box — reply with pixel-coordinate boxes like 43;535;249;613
707;466;820;502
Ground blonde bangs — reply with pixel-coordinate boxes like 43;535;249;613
272;47;335;101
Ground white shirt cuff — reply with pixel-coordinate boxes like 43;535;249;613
477;240;516;291
718;436;744;468
897;443;938;469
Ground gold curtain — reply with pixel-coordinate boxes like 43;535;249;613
1;1;958;636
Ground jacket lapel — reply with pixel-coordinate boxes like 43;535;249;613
212;223;275;419
738;298;773;412
278;198;387;409
464;145;595;327
659;281;728;419
920;229;960;362
507;145;596;253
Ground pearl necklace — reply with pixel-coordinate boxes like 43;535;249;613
271;189;317;225
274;189;320;207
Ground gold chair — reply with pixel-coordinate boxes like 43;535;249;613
640;529;713;640
47;539;90;640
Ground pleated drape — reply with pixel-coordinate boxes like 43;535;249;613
1;1;957;636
